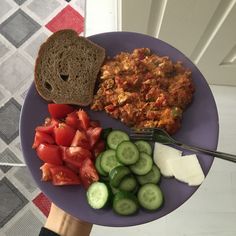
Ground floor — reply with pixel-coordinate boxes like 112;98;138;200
0;0;85;235
0;0;236;235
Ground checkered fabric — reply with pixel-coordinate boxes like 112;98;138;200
0;0;85;235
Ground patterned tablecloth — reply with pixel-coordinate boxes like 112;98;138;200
0;0;85;235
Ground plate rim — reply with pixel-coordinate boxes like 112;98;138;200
19;31;219;227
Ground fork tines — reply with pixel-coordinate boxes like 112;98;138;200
130;127;154;141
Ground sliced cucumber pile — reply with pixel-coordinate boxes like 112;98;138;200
87;182;110;209
87;129;164;215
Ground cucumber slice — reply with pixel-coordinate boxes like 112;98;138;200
137;183;163;210
116;141;139;165
107;130;130;149
135;140;152;155
113;191;139;215
130;152;153;175
109;166;131;188
95;153;107;176
100;175;110;182
110;185;119;195
136;165;161;185
119;175;137;192
87;182;110;209
100;149;121;173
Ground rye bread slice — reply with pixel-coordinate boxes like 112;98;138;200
34;29;105;106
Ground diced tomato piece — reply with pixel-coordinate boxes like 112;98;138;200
65;146;92;159
77;109;90;130
62;146;89;169
40;163;56;181
89;120;100;128
35;118;59;135
32;131;54;149
50;166;81;185
54;123;76;147
93;140;105;158
65;111;83;130
48;104;75;119
64;162;80;174
86;127;103;147
79;158;99;189
71;130;91;150
36;144;63;165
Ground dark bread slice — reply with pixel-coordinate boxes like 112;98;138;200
34;29;105;106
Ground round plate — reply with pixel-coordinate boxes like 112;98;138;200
20;32;219;227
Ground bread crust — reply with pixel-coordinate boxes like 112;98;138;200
34;29;105;106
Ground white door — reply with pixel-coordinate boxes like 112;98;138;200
119;0;236;86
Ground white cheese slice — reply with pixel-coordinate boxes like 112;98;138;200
167;154;205;186
153;142;182;177
188;174;205;186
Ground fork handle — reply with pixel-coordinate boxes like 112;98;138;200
176;143;236;163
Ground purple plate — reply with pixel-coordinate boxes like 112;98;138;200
20;32;219;227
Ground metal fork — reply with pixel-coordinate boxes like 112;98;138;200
130;127;236;163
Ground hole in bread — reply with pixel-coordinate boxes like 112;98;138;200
44;81;52;91
60;74;69;81
93;55;97;61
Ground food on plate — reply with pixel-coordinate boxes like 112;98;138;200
154;143;205;186
34;29;105;106
136;165;161;185
91;48;194;134
134;140;152;156
167;154;205;186
153;142;182;177
87;182;110;209
107;130;130;149
137;183;163;211
32;104;105;187
87;129;164;215
113;191;139;215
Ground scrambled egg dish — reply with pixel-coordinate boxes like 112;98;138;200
91;48;194;134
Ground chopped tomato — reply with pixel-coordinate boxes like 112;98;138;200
71;130;91;150
33;107;104;188
40;163;56;181
79;158;99;189
54;123;76;146
50;166;81;185
77;109;90;130
64;162;80;174
65;111;83;130
36;144;63;165
93;140;105;157
86;127;103;147
48;104;75;119
62;146;89;169
64;146;92;159
32;131;54;149
90;120;100;128
36;118;59;135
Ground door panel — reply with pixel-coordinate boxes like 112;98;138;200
196;1;236;85
120;0;236;85
157;0;221;57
